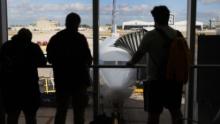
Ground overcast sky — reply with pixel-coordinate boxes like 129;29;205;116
7;0;220;26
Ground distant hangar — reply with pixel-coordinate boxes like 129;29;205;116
122;20;204;31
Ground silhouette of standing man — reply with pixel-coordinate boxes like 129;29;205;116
47;12;92;124
127;6;184;124
0;88;5;124
0;28;47;124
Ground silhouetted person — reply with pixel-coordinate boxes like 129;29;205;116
46;12;92;124
0;46;5;124
127;6;184;124
0;88;5;124
0;28;47;124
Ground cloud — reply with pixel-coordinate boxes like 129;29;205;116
10;1;219;25
100;3;151;16
8;2;92;14
197;10;220;22
200;0;220;4
119;4;151;13
7;2;92;25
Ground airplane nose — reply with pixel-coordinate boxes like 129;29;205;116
99;48;136;88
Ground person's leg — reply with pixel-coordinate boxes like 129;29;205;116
74;106;85;124
23;104;39;124
165;81;184;124
0;110;5;124
144;80;163;124
54;91;70;124
22;90;40;124
7;109;21;124
23;110;37;124
169;109;183;124
0;91;5;124
147;112;160;124
72;91;88;124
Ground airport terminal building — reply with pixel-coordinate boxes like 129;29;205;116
122;20;204;31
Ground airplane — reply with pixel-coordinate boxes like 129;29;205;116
98;0;147;121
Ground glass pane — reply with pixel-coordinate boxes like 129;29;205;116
7;0;93;123
7;0;93;53
197;0;220;34
196;1;220;124
99;0;187;123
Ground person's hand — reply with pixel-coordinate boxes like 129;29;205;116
126;61;134;67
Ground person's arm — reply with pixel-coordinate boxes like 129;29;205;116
0;43;8;72
46;36;56;64
127;34;150;65
81;35;93;66
0;44;5;79
34;44;47;67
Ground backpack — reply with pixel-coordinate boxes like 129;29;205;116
156;28;192;84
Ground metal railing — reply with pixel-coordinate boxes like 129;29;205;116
38;64;147;119
40;64;146;68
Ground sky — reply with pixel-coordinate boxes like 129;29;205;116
7;0;220;26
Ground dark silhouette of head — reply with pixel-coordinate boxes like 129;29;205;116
65;12;81;31
17;28;32;42
151;5;170;26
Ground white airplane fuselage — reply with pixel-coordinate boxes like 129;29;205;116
99;35;137;109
